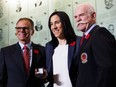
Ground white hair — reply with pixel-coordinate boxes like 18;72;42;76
77;2;95;14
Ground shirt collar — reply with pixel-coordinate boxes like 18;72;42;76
84;23;97;36
19;41;32;50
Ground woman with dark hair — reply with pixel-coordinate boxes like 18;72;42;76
45;11;80;87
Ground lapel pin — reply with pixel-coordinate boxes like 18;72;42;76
81;52;88;64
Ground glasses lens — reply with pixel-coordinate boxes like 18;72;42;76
15;27;29;30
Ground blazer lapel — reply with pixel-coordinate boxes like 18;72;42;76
46;43;54;72
29;43;40;75
13;43;26;76
31;43;39;69
80;25;99;51
68;42;76;70
29;43;45;78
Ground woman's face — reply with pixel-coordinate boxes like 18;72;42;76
50;15;64;39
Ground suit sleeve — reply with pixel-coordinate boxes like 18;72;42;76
0;48;7;87
92;27;115;87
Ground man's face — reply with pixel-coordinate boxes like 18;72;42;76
74;6;95;32
15;20;34;44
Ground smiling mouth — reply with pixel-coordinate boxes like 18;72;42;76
77;23;83;27
53;29;59;32
77;22;87;26
19;33;27;36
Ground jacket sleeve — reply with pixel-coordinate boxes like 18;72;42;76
92;27;115;87
0;48;7;87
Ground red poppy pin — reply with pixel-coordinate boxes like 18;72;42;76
70;41;76;46
34;50;39;54
85;34;90;39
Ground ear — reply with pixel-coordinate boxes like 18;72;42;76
31;29;34;36
15;33;17;36
15;32;18;36
92;12;96;20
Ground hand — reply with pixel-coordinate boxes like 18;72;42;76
35;68;47;79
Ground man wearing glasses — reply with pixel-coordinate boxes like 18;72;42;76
0;18;46;87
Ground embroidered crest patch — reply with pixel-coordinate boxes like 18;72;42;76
81;52;88;64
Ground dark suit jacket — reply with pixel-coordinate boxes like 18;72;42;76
76;25;116;87
0;42;46;87
45;37;81;87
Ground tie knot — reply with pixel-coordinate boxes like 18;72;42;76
23;45;28;50
83;34;86;37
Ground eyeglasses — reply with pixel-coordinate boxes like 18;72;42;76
15;27;29;30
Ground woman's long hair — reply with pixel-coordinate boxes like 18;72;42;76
48;11;77;48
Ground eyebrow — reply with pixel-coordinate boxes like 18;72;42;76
15;27;29;29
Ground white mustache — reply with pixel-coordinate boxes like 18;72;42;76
76;21;87;25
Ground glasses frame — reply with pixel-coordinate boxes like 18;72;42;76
15;27;30;31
